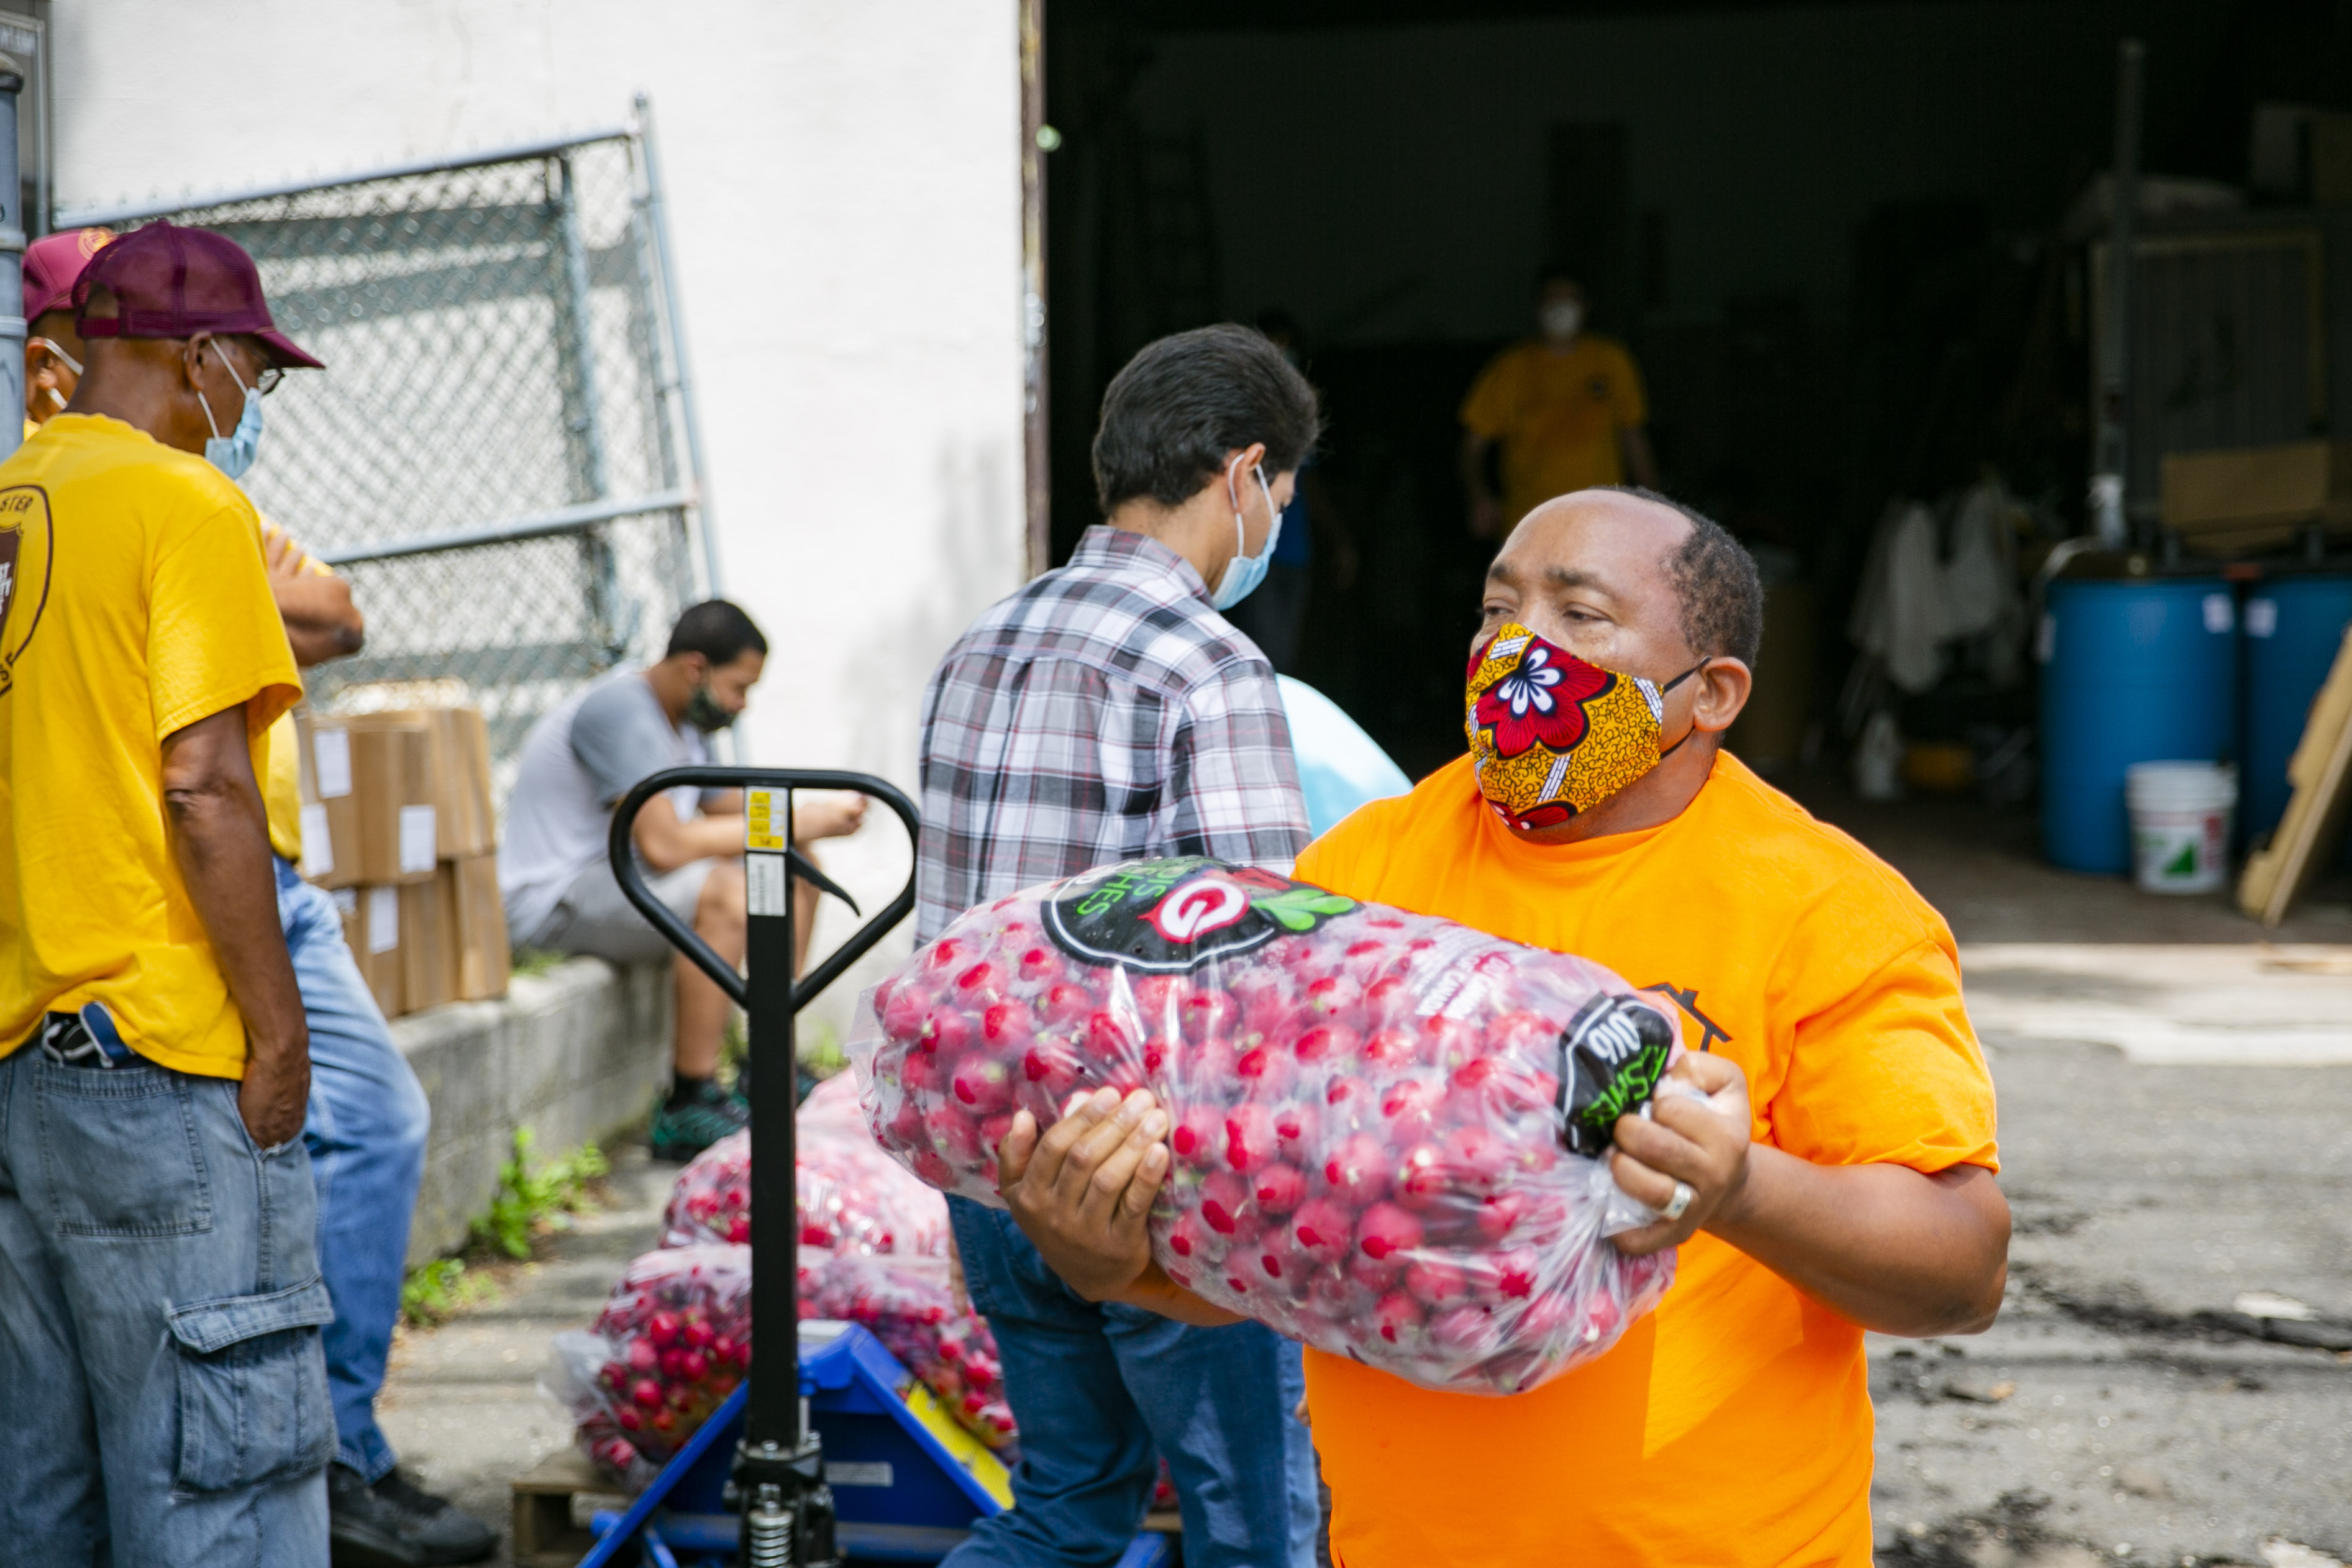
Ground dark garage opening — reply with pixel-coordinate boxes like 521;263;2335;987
1040;0;2342;797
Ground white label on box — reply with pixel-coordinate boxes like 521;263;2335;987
2246;597;2279;639
367;886;399;954
398;805;437;874
824;1462;892;1488
298;804;334;878
312;728;352;799
2203;592;2234;634
747;851;788;917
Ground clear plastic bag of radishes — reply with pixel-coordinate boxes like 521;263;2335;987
851;855;1683;1397
801;1253;1018;1449
660;1121;950;1258
545;1244;752;1488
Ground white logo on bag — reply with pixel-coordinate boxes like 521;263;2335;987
1145;875;1252;944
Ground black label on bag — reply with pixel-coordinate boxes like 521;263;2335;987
1557;993;1677;1157
1041;857;1359;975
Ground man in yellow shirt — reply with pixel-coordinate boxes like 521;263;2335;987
1461;267;1658;539
990;487;2010;1568
0;222;335;1563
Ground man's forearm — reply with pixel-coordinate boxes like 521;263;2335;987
271;576;363;668
1708;1151;2008;1337
1103;1261;1246;1327
637;812;747;871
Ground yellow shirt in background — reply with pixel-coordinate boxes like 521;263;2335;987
258;523;337;864
1295;752;1997;1568
1459;334;1648;531
0;414;301;1078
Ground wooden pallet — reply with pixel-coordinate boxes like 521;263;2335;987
511;1446;630;1568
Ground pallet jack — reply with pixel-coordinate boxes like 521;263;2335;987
585;766;1170;1568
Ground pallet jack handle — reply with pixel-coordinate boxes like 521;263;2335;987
608;766;920;1567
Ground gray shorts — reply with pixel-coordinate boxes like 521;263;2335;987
524;857;722;966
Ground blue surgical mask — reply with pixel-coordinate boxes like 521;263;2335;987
195;340;264;480
1211;457;1284;611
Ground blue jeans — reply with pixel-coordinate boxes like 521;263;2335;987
943;1198;1318;1568
0;1039;334;1564
278;858;433;1482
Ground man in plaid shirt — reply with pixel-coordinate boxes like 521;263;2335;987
917;326;1321;1568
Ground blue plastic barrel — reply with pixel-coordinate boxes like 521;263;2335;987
2242;576;2352;846
2040;577;2238;873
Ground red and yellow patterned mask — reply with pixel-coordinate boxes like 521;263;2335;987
1464;624;1700;832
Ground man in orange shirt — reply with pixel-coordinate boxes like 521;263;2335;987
991;486;2009;1567
1461;268;1658;539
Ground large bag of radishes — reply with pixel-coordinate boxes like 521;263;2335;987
852;855;1683;1396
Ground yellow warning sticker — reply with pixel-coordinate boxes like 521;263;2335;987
745;787;787;852
899;1382;1014;1508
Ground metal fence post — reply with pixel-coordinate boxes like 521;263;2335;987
633;93;723;597
0;52;25;461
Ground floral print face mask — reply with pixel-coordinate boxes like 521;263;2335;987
1463;623;1703;832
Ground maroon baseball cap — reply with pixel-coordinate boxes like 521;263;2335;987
73;220;323;370
22;227;115;323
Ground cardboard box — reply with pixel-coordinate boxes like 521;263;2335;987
2161;440;2352;552
380;706;496;859
401;870;458;1014
450;852;513;1001
349;717;438;885
297;710;361;890
340;885;406;1019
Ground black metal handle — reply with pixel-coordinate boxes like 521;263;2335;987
606;764;918;1566
605;765;920;1015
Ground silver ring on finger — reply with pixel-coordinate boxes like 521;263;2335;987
1660;1180;1695;1222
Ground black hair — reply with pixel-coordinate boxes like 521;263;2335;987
1534;263;1584;294
1601;486;1763;668
666;599;768;665
1092;324;1321;513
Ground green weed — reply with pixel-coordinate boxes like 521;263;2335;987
473;1127;610;1260
400;1257;497;1326
510;947;567;978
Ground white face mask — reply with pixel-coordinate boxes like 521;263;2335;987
30;337;82;413
1539;300;1584;342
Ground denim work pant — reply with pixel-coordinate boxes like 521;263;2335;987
279;857;434;1481
0;1041;335;1564
943;1197;1318;1568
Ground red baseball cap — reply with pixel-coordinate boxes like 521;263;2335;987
22;227;114;323
73;220;323;370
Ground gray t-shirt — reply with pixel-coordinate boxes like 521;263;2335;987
498;671;709;941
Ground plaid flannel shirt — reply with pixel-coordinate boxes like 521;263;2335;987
915;526;1309;941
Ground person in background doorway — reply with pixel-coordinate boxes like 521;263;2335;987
1223;309;1356;674
916;324;1321;1568
1461;267;1657;539
499;600;864;1160
0;221;327;1565
19;226;115;437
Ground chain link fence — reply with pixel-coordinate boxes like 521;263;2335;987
61;113;714;805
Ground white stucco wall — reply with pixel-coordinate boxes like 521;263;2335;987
50;2;1029;1004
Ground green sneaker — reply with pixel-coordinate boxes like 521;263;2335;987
649;1080;750;1162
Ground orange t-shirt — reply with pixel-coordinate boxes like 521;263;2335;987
1293;751;1997;1568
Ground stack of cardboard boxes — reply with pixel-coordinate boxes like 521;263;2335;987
293;707;511;1019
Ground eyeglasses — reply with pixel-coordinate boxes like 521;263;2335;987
203;337;284;396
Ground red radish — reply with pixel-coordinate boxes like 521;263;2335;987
1393;1143;1448;1211
1373;1292;1423;1344
1292;1024;1359;1065
1040;982;1093;1024
1169;1106;1224;1165
953;961;1005;1006
1224;1103;1277;1172
982;1001;1035;1050
1017;946;1062;983
1272;1101;1320;1162
950;1055;1014;1114
1356;1201;1423;1261
1252;1163;1306;1215
1234;1045;1297;1098
1323;1133;1390;1207
1198;1171;1254;1237
1404;1259;1469;1307
1289;1198;1353;1264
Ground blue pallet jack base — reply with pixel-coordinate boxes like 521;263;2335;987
580;1323;1172;1567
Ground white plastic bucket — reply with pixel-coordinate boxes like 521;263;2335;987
2124;761;2237;895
